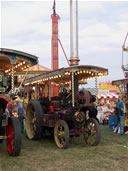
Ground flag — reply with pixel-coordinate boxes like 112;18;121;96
52;0;56;14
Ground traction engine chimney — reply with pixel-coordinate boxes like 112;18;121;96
69;0;80;66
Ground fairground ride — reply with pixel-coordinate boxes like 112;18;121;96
0;48;38;94
0;48;38;156
112;32;128;95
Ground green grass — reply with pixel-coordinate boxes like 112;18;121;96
0;125;128;171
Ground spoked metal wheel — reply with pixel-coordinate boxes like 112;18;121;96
84;118;101;146
54;120;70;149
6;116;21;156
25;101;43;140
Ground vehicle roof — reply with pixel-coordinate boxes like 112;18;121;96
24;65;108;85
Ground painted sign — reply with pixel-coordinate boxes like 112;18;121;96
99;81;120;94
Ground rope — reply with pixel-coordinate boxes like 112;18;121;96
58;39;70;66
17;67;29;94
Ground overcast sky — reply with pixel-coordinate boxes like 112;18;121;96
1;0;128;88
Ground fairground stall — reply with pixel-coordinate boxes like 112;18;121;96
112;78;128;128
0;48;38;156
96;81;121;124
24;65;108;148
97;93;121;124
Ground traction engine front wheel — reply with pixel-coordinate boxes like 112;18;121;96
54;120;70;149
84;118;101;146
6;116;22;156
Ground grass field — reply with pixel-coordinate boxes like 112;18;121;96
0;125;128;171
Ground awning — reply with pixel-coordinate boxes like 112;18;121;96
112;78;128;86
97;94;120;99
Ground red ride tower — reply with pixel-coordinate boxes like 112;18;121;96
51;0;59;70
51;0;60;96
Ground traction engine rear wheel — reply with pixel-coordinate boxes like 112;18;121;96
54;120;70;149
6;116;22;156
25;101;43;140
84;118;101;146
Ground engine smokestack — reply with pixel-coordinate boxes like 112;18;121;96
69;0;80;66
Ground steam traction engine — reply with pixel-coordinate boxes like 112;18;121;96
24;65;108;148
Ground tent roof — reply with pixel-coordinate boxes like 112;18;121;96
16;64;51;75
23;64;51;73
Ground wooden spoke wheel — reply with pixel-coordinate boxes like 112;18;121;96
25;101;43;140
26;107;36;139
84;118;101;146
6;116;21;156
54;120;70;149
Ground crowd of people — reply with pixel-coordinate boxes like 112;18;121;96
97;95;128;135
